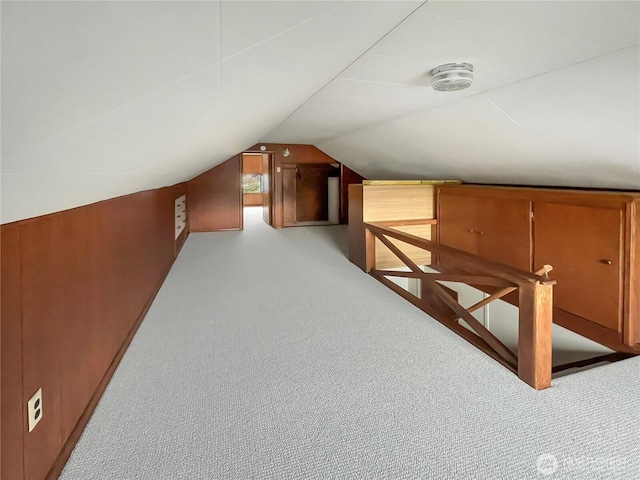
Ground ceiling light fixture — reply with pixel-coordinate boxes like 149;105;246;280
431;63;473;91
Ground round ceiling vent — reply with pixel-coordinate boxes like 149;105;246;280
431;63;473;91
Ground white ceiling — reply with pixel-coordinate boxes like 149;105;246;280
268;1;640;189
2;1;639;223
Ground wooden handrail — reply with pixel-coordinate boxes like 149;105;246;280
369;218;438;227
366;222;555;287
363;221;555;390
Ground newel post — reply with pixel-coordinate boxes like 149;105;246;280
518;282;554;389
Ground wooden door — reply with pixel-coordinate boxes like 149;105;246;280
296;165;331;222
282;166;297;226
476;197;532;271
438;193;479;255
261;154;272;225
534;202;623;332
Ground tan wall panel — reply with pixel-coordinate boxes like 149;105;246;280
375;224;432;269
243;192;263;206
363;185;435;222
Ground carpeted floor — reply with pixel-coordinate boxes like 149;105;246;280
61;207;640;479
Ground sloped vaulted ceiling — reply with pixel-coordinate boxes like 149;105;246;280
0;0;422;223
272;1;640;189
2;1;639;224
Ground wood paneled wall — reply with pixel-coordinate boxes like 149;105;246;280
243;193;263;206
242;153;263;175
1;182;187;480
246;144;341;228
340;165;365;224
1;224;24;480
188;155;243;231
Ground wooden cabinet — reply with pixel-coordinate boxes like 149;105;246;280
437;185;640;353
533;203;623;332
439;192;531;271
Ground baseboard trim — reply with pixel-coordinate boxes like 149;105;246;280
45;233;189;479
189;228;241;232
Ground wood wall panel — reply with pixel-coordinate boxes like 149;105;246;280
20;214;66;480
340;165;365;224
363;185;435;222
348;184;366;270
246;144;340;228
242;153;263;174
2;182;187;480
1;224;24;480
296;164;332;222
374;225;432;269
243;193;262;206
627;200;640;347
188;155;242;231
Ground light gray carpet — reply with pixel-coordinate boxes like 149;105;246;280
61;207;640;480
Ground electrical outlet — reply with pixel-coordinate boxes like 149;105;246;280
27;388;43;432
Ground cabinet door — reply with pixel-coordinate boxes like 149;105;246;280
439;192;531;271
477;197;532;271
438;193;479;255
534;203;623;332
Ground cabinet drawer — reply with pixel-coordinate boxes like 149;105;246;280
533;203;623;332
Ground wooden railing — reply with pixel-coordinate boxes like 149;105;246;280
363;220;556;390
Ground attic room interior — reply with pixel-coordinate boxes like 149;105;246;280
1;1;639;479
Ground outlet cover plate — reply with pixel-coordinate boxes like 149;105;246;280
27;388;43;432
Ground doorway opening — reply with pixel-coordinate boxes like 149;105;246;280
281;163;340;227
242;152;273;228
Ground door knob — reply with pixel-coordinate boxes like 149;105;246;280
599;259;613;265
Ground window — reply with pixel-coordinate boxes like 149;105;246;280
242;174;262;193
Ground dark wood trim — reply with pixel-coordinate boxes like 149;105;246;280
189;227;242;233
437;184;637;209
552;352;633;373
45;231;189;480
553;308;640;354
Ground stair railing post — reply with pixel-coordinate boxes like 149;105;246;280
518;282;554;389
